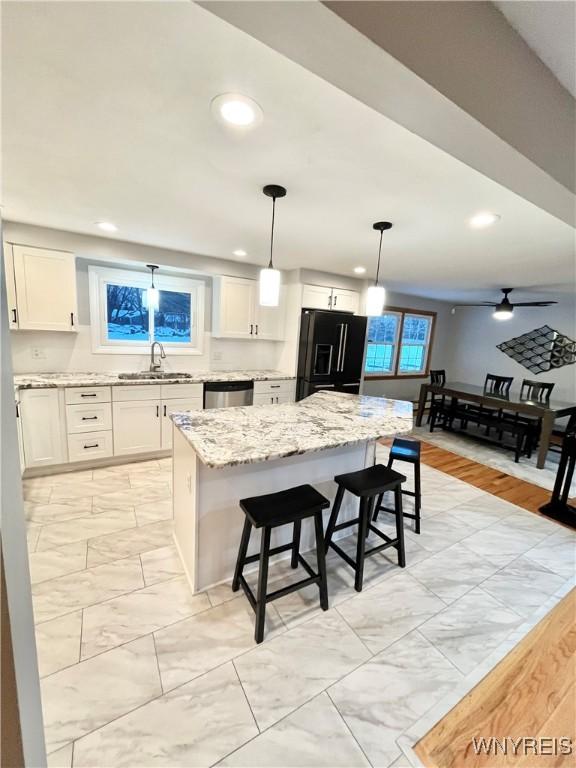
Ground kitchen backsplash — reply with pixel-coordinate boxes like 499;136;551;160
10;325;286;374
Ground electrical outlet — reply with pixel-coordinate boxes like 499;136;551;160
31;347;46;359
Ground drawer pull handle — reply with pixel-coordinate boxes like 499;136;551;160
80;393;97;398
84;443;99;449
270;385;281;388
81;416;99;421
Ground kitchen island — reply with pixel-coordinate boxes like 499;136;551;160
171;391;413;592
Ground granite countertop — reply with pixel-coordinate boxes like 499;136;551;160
171;390;413;468
13;370;295;389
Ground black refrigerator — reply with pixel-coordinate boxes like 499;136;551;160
296;309;368;400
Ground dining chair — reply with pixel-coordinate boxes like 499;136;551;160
468;374;514;436
484;374;513;396
426;369;446;424
502;380;555;451
520;379;555;402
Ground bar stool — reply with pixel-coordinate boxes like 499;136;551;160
324;464;407;592
375;438;421;534
233;484;330;643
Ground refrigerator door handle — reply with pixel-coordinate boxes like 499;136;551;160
339;324;349;371
335;324;344;372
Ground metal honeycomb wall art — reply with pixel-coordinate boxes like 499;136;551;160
497;325;576;374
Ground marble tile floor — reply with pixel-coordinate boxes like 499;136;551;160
411;423;576;495
23;456;575;768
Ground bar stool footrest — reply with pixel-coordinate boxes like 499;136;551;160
378;505;419;523
239;556;321;610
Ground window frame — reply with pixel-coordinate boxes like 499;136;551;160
364;310;402;377
364;306;436;380
88;265;205;355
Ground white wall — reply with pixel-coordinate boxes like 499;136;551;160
449;300;576;402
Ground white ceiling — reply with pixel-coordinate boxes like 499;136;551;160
495;1;576;98
2;1;574;302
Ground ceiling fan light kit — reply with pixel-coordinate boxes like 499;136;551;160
457;288;557;320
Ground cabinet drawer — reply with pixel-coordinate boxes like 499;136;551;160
65;386;111;404
160;383;203;400
253;379;294;395
68;431;113;462
112;385;162;402
66;402;112;434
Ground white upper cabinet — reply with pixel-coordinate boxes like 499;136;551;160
4;244;19;329
301;284;333;311
331;288;360;314
212;275;285;340
253;295;286;340
302;284;360;314
10;245;78;332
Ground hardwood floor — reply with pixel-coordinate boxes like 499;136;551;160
414;588;576;768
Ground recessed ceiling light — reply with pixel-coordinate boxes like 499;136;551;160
233;249;247;258
353;266;366;274
211;93;263;128
469;212;500;229
96;221;118;233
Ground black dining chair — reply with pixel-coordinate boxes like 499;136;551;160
426;369;447;424
520;379;555;402
549;412;576;455
465;374;513;436
484;374;513;397
502;379;556;452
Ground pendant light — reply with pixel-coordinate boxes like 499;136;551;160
365;221;392;316
145;264;159;310
259;184;286;307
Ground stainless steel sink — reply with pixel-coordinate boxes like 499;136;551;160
118;372;193;380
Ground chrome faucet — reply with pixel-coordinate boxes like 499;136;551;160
150;341;166;372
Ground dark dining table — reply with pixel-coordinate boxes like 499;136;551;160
415;380;576;469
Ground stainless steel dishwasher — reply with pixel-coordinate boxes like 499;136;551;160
204;380;254;409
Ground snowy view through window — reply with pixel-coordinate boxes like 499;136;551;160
106;284;191;343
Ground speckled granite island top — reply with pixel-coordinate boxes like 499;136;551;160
171;391;413;468
13;370;294;389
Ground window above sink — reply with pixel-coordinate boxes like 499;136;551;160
89;266;205;355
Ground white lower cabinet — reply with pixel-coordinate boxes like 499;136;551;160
112;400;162;456
20;389;66;468
161;397;203;449
253;379;295;406
68;431;114;463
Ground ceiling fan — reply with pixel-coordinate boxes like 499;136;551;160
455;288;558;321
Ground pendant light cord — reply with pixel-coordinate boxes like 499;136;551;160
375;229;383;286
269;196;276;269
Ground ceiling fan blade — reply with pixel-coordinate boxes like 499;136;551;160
454;302;497;307
512;301;558;307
